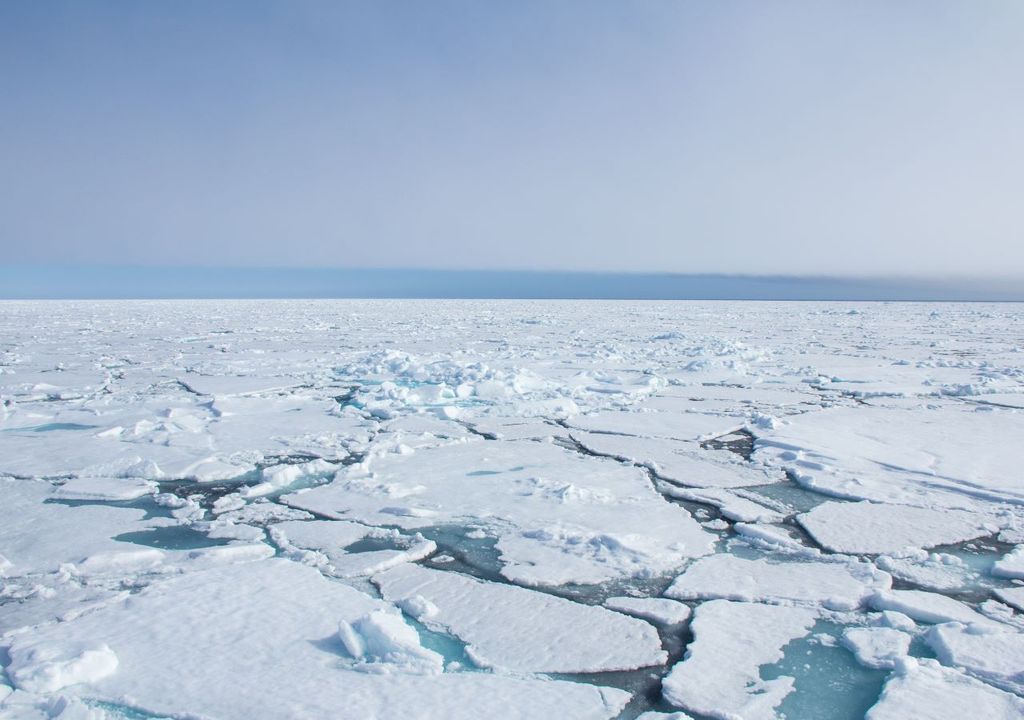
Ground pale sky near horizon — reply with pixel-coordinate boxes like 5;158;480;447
2;1;1022;278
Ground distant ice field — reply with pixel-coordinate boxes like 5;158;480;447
1;299;1023;719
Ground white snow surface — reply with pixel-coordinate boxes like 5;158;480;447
665;554;890;610
661;599;817;720
995;587;1024;612
604;597;692;625
571;431;780;488
867;658;1024;720
374;563;666;673
869;590;1003;628
926;623;1024;694
268;519;437;578
841;627;911;669
3;559;630;719
3;299;1024;717
797;501;995;554
993;545;1024;579
755;405;1024;509
284;440;715;586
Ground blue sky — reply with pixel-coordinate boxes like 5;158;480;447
1;1;1023;281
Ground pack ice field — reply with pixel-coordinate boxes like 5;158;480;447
1;299;1023;720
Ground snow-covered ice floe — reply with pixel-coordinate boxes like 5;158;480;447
374;563;666;673
661;599;817;719
2;299;1024;718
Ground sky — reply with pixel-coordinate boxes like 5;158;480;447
1;1;1023;281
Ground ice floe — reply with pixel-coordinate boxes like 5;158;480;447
867;658;1024;719
797;501;995;555
841;627;911;669
665;554;890;610
2;299;1023;717
927;622;1024;694
3;559;630;719
374;563;666;673
604;596;692;625
284;440;714;586
661;599;817;719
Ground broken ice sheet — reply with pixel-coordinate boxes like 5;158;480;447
3;299;1024;718
796;500;996;555
283;439;715;586
664;554;890;610
374;563;666;673
661;599;817;719
269;519;437;578
754;404;1024;509
4;559;630;719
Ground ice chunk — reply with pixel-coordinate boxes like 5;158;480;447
52;477;157;501
270;518;377;561
604;597;692;625
875;552;982;592
869;590;1001;628
841;627;911;669
992;545;1024;579
866;658;1024;720
239;458;337;498
756;406;1024;509
567;410;742;442
926;623;1024;694
8;640;118;693
330;541;436;578
0;478;154;576
74;547;165;576
797;501;993;554
665;555;889;610
269;520;436;577
657;485;785;523
374;563;666;673
732;522;813;554
572;431;779;488
879;611;917;632
661;599;816;719
995;586;1024;613
337;610;444;674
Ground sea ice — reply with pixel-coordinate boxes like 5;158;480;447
665;555;889;610
869;589;1001;628
755;405;1024;509
3;559;629;719
567;410;743;443
571;431;779;488
374;563;666;673
0;479;156;577
3;299;1022;717
866;658;1024;720
51;477;157;501
926;622;1024;694
604;597;692;625
656;485;785;523
284;440;714;586
995;587;1024;612
797;501;994;555
337;609;445;674
661;599;816;719
7;640;119;693
269;519;436;578
841;627;911;669
993;546;1024;579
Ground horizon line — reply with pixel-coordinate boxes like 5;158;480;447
1;265;1021;302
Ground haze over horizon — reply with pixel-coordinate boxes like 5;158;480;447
2;1;1023;282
